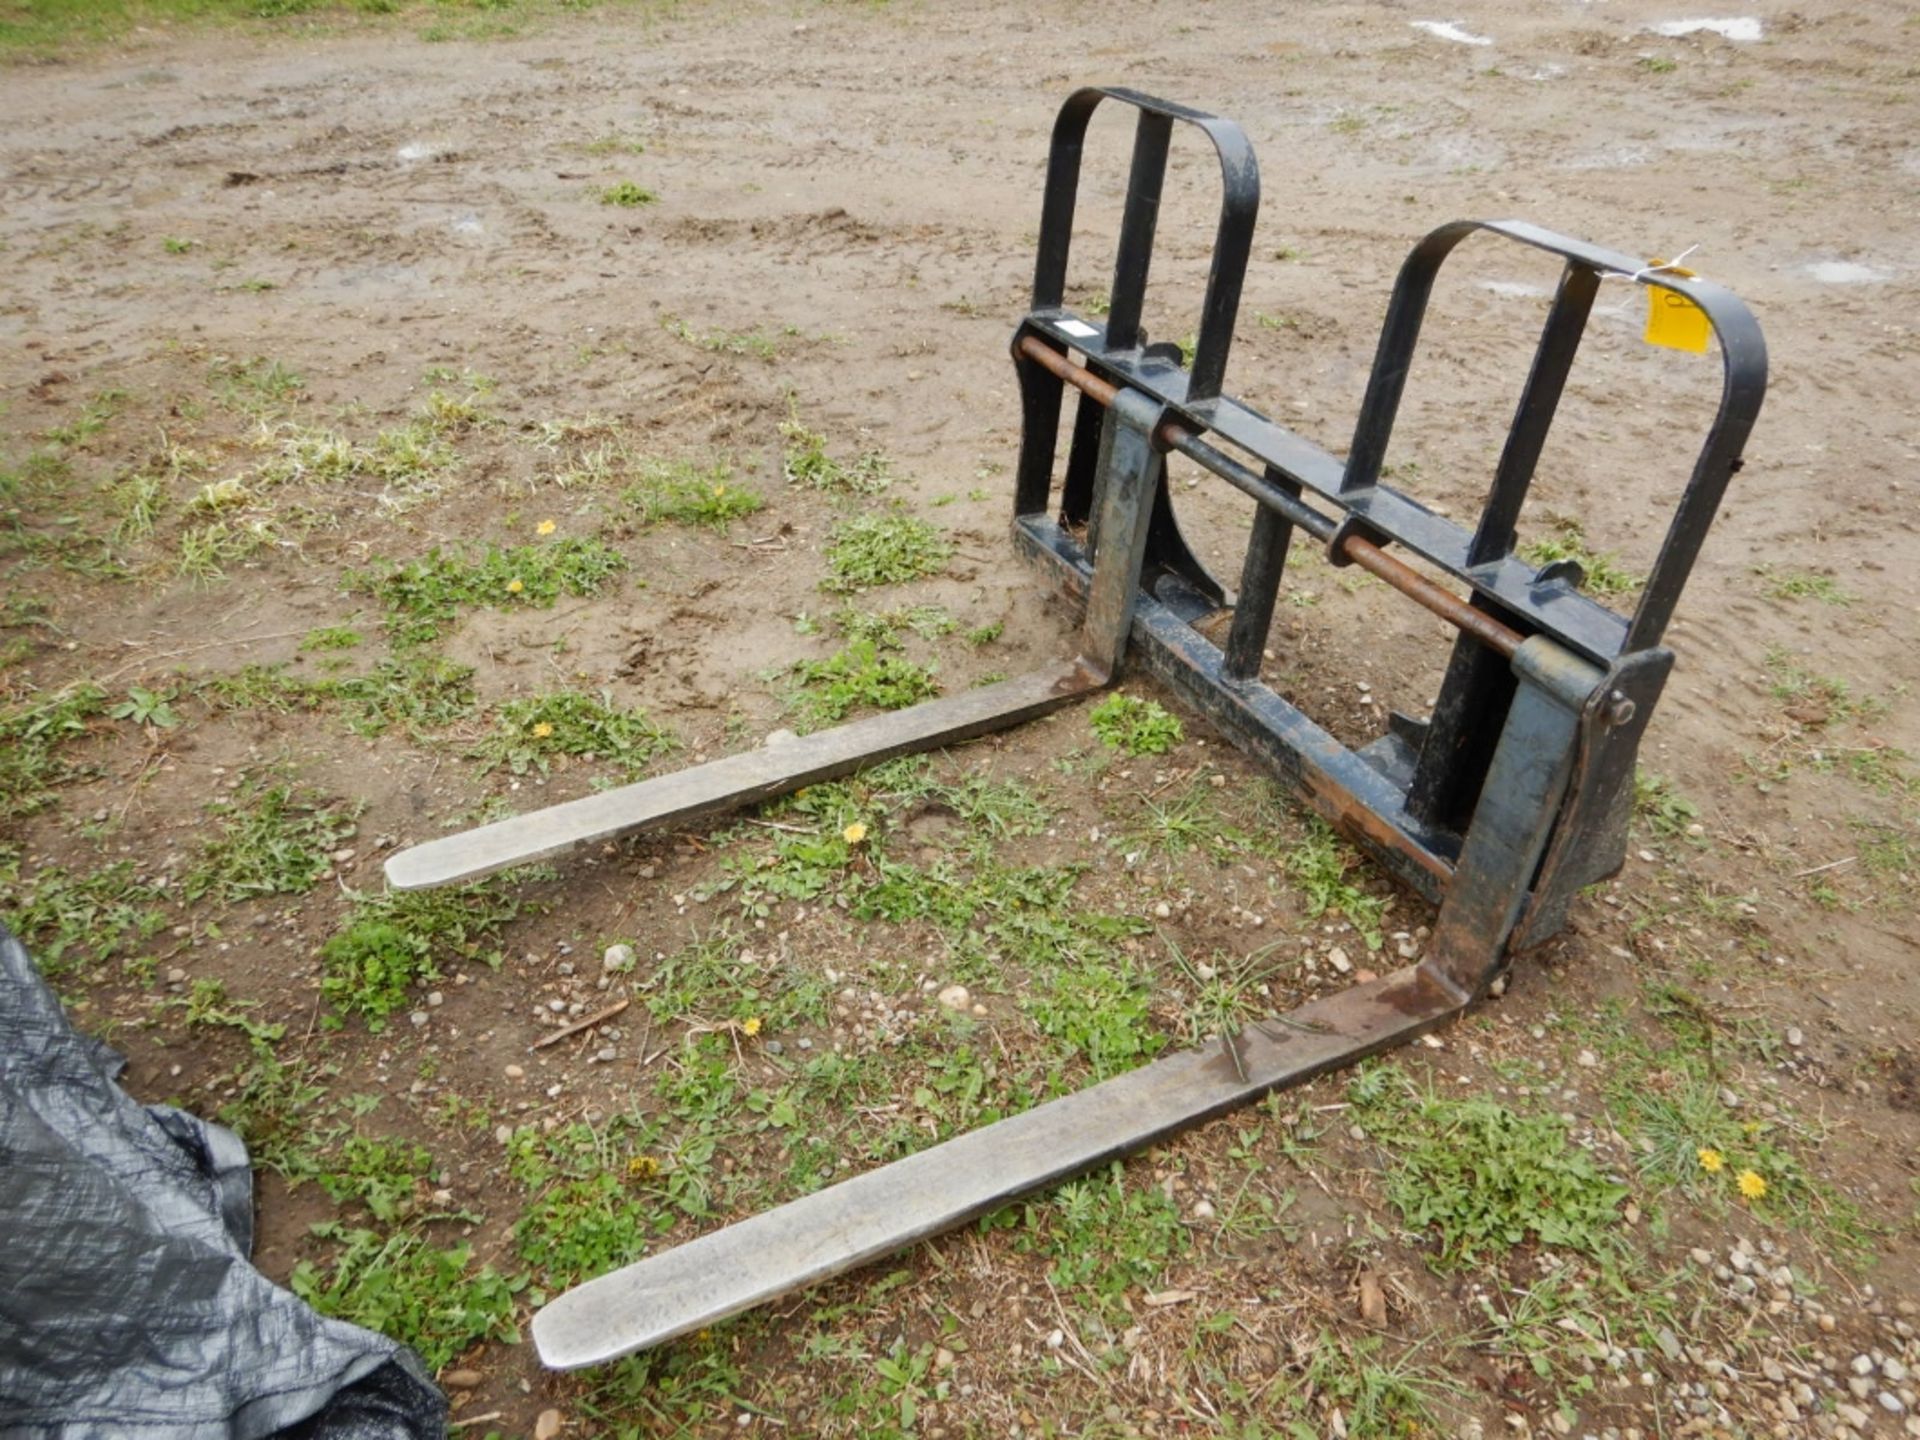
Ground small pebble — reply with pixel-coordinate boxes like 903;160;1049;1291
409;1011;429;1028
534;1410;563;1440
936;984;971;1011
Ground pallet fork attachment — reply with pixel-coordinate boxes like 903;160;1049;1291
385;88;1766;1368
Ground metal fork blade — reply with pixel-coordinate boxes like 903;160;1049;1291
384;659;1102;891
531;962;1464;1369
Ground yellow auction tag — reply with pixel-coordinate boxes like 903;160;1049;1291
1643;263;1711;353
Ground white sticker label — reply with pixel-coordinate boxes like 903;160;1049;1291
1057;319;1099;338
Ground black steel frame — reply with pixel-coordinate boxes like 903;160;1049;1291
1011;86;1767;986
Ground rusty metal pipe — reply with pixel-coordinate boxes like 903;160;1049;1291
1017;335;1522;660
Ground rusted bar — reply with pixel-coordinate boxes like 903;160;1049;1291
1015;335;1524;661
1340;535;1520;659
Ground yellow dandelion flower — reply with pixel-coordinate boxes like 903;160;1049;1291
536;519;557;536
741;1016;762;1037
1697;1148;1725;1174
624;1154;660;1181
506;577;525;595
1737;1170;1767;1200
842;822;868;845
531;721;554;739
712;484;727;497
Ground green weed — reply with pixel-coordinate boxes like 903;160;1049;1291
210;354;304;414
356;537;628;646
1520;519;1640;600
301;625;362;652
185;782;356;903
1633;771;1700;839
1285;819;1387;948
1027;952;1166;1077
315;1134;435;1224
290;1225;522;1370
0;850;168;982
781;414;892;496
1755;566;1853;606
1302;1333;1458;1433
600;181;656;207
582;130;647;157
473;689;676;777
1351;1065;1627;1262
168;976;286;1044
42;390;124;449
662;315;792;360
821;511;950;593
321;880;531;1026
1012;1162;1188;1314
788;639;939;729
621;457;763;529
204;655;477;737
0;685;107;817
215;1047;334;1180
1089;692;1183;755
108;685;181;729
1132;780;1247;860
834;603;954;647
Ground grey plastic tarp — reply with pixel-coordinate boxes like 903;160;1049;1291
0;924;446;1439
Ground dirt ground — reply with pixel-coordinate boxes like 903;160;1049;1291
4;0;1919;1436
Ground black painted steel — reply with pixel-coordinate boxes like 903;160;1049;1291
1012;89;1768;967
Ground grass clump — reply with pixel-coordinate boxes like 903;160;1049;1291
1285;818;1387;949
1088;692;1183;756
315;1134;435;1224
1633;771;1700;839
0;850;168;983
1520;518;1640;601
0;685;107;818
357;537;628;646
185;783;357;903
781;415;892;496
1027;955;1166;1078
206;655;477;737
821;511;949;594
1351;1064;1627;1263
663;316;792;361
1011;1162;1188;1315
509;1130;670;1288
788;639;939;729
321;880;531;1027
474;690;677;777
622;458;763;530
600;181;656;207
291;1225;522;1370
1755;565;1853;606
301;625;362;652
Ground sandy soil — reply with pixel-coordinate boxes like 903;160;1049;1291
4;0;1918;1435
